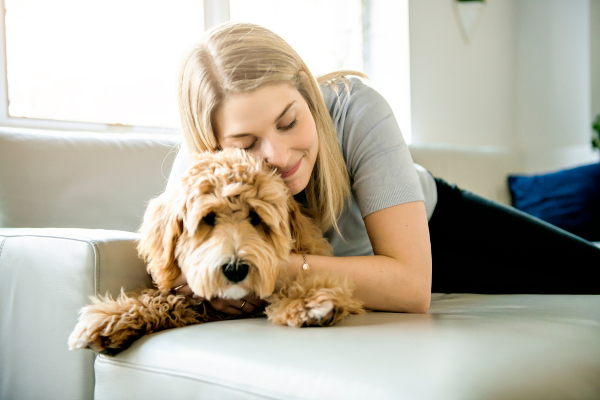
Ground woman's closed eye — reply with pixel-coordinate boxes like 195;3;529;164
279;118;298;132
242;119;298;151
244;140;258;151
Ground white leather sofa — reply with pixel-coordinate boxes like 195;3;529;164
1;127;599;400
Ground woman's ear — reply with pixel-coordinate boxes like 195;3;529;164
137;189;186;290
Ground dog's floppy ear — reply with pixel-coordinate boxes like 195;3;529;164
287;195;332;256
137;188;186;290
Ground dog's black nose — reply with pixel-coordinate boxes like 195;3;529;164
222;262;249;283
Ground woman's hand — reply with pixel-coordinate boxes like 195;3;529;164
171;273;266;316
204;295;266;316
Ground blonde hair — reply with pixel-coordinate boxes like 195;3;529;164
177;22;365;234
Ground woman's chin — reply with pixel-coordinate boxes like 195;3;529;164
285;177;307;196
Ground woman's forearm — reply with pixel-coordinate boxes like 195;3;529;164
287;253;431;313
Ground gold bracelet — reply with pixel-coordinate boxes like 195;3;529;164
301;254;309;272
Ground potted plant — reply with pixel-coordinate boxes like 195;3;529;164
593;114;600;150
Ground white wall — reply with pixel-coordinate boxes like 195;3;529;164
409;0;600;173
409;0;518;148
516;0;596;172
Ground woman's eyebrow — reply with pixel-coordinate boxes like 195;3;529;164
274;101;296;123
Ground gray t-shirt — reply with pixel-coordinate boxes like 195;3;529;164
166;77;437;257
316;78;436;256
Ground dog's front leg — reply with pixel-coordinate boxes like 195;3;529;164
68;288;205;355
266;272;364;327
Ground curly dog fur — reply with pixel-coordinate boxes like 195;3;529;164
69;149;363;354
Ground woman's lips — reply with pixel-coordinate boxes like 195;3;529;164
280;159;302;178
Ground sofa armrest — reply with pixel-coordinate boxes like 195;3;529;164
0;228;153;400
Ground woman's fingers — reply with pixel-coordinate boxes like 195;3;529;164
208;298;244;316
177;285;195;296
238;298;257;314
207;296;265;316
170;277;266;316
244;294;266;308
171;273;195;296
172;273;187;287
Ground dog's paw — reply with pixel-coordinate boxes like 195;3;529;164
265;297;333;327
68;306;140;354
68;326;122;355
68;320;99;351
266;289;347;327
69;289;206;354
266;271;365;327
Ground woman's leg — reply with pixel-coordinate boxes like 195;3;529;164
428;178;600;294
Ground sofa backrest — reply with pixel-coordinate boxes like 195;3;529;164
0;127;180;232
409;143;524;205
0;127;523;232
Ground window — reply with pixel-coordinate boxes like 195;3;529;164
230;0;364;77
0;0;410;141
1;0;204;132
228;0;411;141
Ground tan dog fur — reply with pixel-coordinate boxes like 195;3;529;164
69;149;363;354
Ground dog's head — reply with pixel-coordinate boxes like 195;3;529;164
137;148;300;300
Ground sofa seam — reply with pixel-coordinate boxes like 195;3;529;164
89;240;101;296
0;233;111;243
96;356;305;400
0;237;6;260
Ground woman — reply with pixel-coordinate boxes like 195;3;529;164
168;22;600;316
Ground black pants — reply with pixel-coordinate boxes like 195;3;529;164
428;178;600;294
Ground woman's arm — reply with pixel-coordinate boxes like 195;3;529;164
288;201;432;314
303;78;432;313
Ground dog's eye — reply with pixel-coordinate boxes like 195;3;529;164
203;212;216;226
248;210;261;226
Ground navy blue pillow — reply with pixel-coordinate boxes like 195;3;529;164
508;162;600;242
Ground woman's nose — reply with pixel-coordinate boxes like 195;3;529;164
260;137;290;169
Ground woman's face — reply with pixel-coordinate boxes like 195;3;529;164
214;84;319;195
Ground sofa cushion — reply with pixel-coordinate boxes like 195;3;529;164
0;127;181;232
94;294;600;400
508;162;600;241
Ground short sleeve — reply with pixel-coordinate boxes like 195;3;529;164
324;78;424;218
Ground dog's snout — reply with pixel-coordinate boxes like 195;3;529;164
222;261;249;283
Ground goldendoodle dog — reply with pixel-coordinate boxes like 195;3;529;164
69;149;363;354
